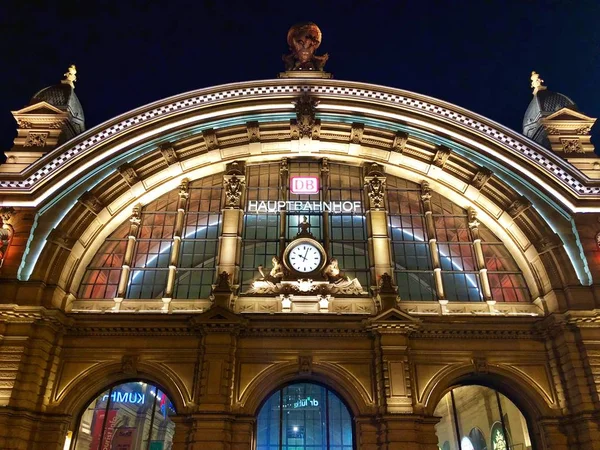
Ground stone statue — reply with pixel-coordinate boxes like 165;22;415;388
258;257;285;283
62;65;77;88
283;22;329;71
322;258;364;295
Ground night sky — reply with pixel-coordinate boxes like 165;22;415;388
1;0;599;157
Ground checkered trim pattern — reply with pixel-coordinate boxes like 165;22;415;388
1;82;597;196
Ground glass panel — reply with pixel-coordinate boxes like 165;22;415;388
256;383;353;450
433;391;460;450
127;270;169;299
73;381;175;450
442;273;482;301
396;272;436;301
488;273;530;303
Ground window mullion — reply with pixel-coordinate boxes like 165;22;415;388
115;205;142;308
164;179;189;301
420;182;445;301
467;207;493;302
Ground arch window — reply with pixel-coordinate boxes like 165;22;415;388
434;385;532;450
257;382;353;450
72;381;175;450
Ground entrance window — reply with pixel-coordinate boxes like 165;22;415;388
73;381;175;450
434;385;532;450
257;383;353;450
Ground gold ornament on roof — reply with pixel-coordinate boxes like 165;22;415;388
531;71;546;95
283;22;329;71
62;64;77;88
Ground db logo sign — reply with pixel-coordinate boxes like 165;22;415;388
290;177;319;194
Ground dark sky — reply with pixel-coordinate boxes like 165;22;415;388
1;0;599;156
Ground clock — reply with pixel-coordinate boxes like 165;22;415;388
284;239;326;274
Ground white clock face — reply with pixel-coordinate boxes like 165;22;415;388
288;243;322;273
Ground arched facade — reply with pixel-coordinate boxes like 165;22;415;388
1;63;600;450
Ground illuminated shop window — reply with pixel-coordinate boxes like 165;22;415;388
434;385;532;450
72;381;175;450
256;383;353;450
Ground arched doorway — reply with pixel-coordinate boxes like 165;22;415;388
72;381;176;450
256;382;353;450
434;385;531;450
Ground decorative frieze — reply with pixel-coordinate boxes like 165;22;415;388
23;132;48;147
560;138;583;154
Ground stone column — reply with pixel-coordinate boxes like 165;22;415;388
217;162;246;286
420;182;445;301
279;158;289;256
164;179;189;306
364;164;394;307
467;207;493;302
115;204;142;309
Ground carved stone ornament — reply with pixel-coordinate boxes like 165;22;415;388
213;271;232;293
472;357;489;373
560;138;583;154
160;143;179;165
129;205;142;227
350;123;364;144
294;95;319;138
226;160;245;175
178;179;190;199
0;207;16;225
378;273;396;294
224;174;245;208
78;191;104;214
17;119;32;129
203;129;219;150
246;121;260;143
534;233;562;254
392;131;408;153
121;355;139;376
432;145;451;168
366;175;386;209
544;126;561;135
471;167;493;189
507;196;531;218
467;207;480;229
575;125;593;135
282;22;329;71
298;355;313;374
595;232;600;249
420;181;432;202
48;228;76;250
24;132;48;147
118;164;139;186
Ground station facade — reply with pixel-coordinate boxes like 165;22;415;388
1;25;600;450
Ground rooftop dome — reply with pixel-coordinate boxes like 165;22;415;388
30;82;85;123
522;89;577;130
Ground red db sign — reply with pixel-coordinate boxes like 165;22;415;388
290;177;319;194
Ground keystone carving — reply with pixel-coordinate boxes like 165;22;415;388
203;129;219;150
391;131;408;153
298;355;313;374
78;191;104;214
471;167;493;189
118;163;140;186
350;123;364;144
121;355;139;376
226;161;245;175
472;357;489;373
246;121;260;143
432;145;451;168
159;143;179;165
506;196;531;218
224;175;245;208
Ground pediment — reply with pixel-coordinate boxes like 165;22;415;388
12;101;65;115
367;307;421;325
192;305;246;325
544;107;596;122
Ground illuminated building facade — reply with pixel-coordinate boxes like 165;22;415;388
0;24;599;450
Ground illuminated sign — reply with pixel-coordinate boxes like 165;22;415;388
248;200;361;213
293;396;319;408
290;176;319;194
102;391;146;405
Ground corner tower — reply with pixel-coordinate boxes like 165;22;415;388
2;65;85;173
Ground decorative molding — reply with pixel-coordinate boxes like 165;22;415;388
365;175;385;209
23;132;48;147
159;143;179;165
506;195;531;218
471;167;493;189
224;174;245;208
78;191;104;214
293;94;319;139
391;131;408;153
472;357;489;373
432;145;451;168
534;233;562;254
47;228;76;250
246;121;260;143
203;129;219;150
560;138;583;154
121;355;139;376
350;122;364;144
117;163;140;186
298;355;313;374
